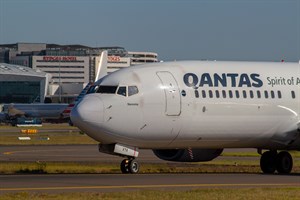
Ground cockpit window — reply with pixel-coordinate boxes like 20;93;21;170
117;86;127;96
128;86;139;96
96;86;118;94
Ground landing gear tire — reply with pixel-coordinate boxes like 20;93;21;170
120;159;139;174
128;160;139;174
260;151;277;174
276;151;293;174
120;159;130;174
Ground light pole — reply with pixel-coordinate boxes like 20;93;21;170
58;50;62;103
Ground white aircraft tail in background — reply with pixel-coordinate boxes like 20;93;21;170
95;50;108;81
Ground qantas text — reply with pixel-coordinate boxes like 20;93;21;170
183;73;263;88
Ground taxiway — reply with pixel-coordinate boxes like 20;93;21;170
0;173;299;193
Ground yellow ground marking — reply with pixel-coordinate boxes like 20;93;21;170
1;183;299;191
2;148;76;155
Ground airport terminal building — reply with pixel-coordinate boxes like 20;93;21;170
0;63;50;103
0;43;158;103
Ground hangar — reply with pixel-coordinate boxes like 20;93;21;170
0;63;50;103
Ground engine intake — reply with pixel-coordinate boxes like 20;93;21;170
153;148;223;162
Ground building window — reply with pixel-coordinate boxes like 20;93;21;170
0;81;40;103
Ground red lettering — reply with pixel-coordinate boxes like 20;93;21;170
43;56;77;62
108;56;121;62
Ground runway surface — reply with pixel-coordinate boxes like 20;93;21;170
1;145;300;193
0;144;260;162
1;173;300;193
0;145;164;163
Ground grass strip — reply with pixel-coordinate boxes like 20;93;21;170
0;134;98;145
1;187;300;200
1;161;300;174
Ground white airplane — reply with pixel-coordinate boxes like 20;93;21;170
71;60;300;174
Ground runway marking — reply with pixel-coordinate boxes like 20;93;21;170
2;148;78;155
3;152;13;155
1;183;300;191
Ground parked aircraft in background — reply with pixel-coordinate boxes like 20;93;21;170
71;60;300;174
0;103;68;122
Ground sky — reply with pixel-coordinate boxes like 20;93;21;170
0;0;299;62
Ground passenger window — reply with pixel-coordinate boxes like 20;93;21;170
117;86;127;96
242;90;247;98
257;91;261;98
222;90;226;98
235;90;240;98
249;90;254;99
202;90;206;98
195;90;199;98
229;90;233;98
215;90;220;98
291;91;296;99
209;90;213;98
264;91;269;99
277;91;282;99
270;91;275;99
128;86;139;96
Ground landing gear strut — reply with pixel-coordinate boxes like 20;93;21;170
98;143;140;174
260;150;293;174
120;158;139;174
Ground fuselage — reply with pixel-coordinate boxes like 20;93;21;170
71;61;300;150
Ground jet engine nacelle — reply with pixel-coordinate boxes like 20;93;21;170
152;148;223;162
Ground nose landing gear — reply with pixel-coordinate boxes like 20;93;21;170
120;158;140;174
98;143;140;174
260;150;293;174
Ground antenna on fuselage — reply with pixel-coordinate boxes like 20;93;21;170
95;50;108;82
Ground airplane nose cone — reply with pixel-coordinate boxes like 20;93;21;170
70;95;104;127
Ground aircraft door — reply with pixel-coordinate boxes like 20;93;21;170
156;71;181;116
